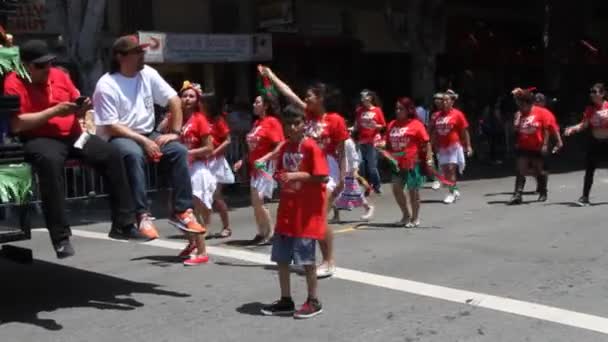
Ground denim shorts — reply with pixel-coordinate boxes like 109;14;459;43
271;234;316;266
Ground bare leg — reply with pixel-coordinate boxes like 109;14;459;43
304;264;318;299
193;232;207;257
250;187;272;238
409;189;420;222
319;189;338;266
193;196;212;227
392;181;409;222
213;184;230;229
278;263;291;298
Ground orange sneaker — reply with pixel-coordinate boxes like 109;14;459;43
137;213;160;240
169;209;206;234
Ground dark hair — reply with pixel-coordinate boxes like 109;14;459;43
361;89;382;108
308;82;343;113
281;104;306;123
396;97;417;117
200;92;222;119
513;89;534;105
591;83;606;98
258;93;280;115
110;53;121;74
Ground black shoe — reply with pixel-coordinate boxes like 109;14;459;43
249;234;265;245
108;224;148;241
577;196;590;207
508;194;522;205
537;193;548;202
53;238;75;259
294;298;323;319
374;187;382;195
261;297;296;316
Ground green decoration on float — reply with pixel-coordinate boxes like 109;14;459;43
0;164;33;204
256;74;278;98
0;47;30;81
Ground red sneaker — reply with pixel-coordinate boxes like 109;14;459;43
178;243;197;259
183;254;210;266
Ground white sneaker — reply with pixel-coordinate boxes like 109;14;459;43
316;263;336;279
443;193;456;204
431;181;441;190
405;220;420;228
361;205;375;221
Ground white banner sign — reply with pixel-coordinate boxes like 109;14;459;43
138;32;273;63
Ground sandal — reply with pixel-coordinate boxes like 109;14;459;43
219;227;232;238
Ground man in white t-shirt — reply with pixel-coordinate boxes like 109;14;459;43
93;35;205;238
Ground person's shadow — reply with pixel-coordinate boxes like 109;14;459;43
0;259;190;331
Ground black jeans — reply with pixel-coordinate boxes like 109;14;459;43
24;135;136;243
583;137;608;197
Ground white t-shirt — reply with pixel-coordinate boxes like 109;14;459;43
93;65;177;140
344;138;360;173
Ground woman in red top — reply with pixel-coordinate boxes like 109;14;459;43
354;89;386;193
200;92;234;238
565;83;608;206
260;65;348;279
509;88;551;205
234;94;285;245
160;81;213;265
429;90;473;204
386;98;433;228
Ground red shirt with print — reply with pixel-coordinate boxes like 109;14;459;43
208;114;230;150
246;115;284;169
4;67;82;139
516;106;549;151
430;108;469;149
386;119;430;170
304;112;349;157
583;101;608;129
543;109;559;135
356;106;386;144
275;138;329;240
180;112;211;161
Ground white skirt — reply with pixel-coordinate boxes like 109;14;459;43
206;156;235;184
437;144;466;174
326;155;340;193
251;160;276;199
189;161;217;209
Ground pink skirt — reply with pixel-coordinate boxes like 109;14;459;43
335;175;365;210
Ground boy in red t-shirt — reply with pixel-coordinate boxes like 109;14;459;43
261;106;329;319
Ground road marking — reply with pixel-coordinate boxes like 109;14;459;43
334;227;356;234
69;229;608;336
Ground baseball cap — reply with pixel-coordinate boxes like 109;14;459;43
112;35;150;54
19;39;56;64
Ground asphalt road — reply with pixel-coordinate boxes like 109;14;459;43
2;169;608;342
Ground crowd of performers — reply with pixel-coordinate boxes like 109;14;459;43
156;64;607;318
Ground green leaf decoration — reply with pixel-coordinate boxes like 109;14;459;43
256;74;278;98
0;163;33;204
0;47;31;81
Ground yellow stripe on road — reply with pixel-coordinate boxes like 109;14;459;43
333;226;357;234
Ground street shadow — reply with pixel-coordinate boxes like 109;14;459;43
545;202;608;208
214;261;276;271
484;191;537;197
420;200;446;204
236;302;272;317
0;259;189;331
130;255;183;267
487;200;536;205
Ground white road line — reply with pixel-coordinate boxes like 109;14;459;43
69;229;608;336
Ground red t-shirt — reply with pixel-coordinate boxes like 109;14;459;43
181;112;211;161
386;119;430;170
356;106;386;144
430;108;469;149
246;115;284;168
583;101;608;129
4;67;82;138
543;109;559;135
275;138;329;240
208;114;230;149
304;112;349;157
516;106;549;151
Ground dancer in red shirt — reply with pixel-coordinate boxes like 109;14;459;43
234;94;285;245
564;83;608;206
159;81;212;265
261;106;328;319
200;92;234;238
260;65;347;279
385;98;433;227
509;88;551;205
429;90;473;204
354;89;386;193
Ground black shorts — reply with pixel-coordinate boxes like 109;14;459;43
515;149;543;160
